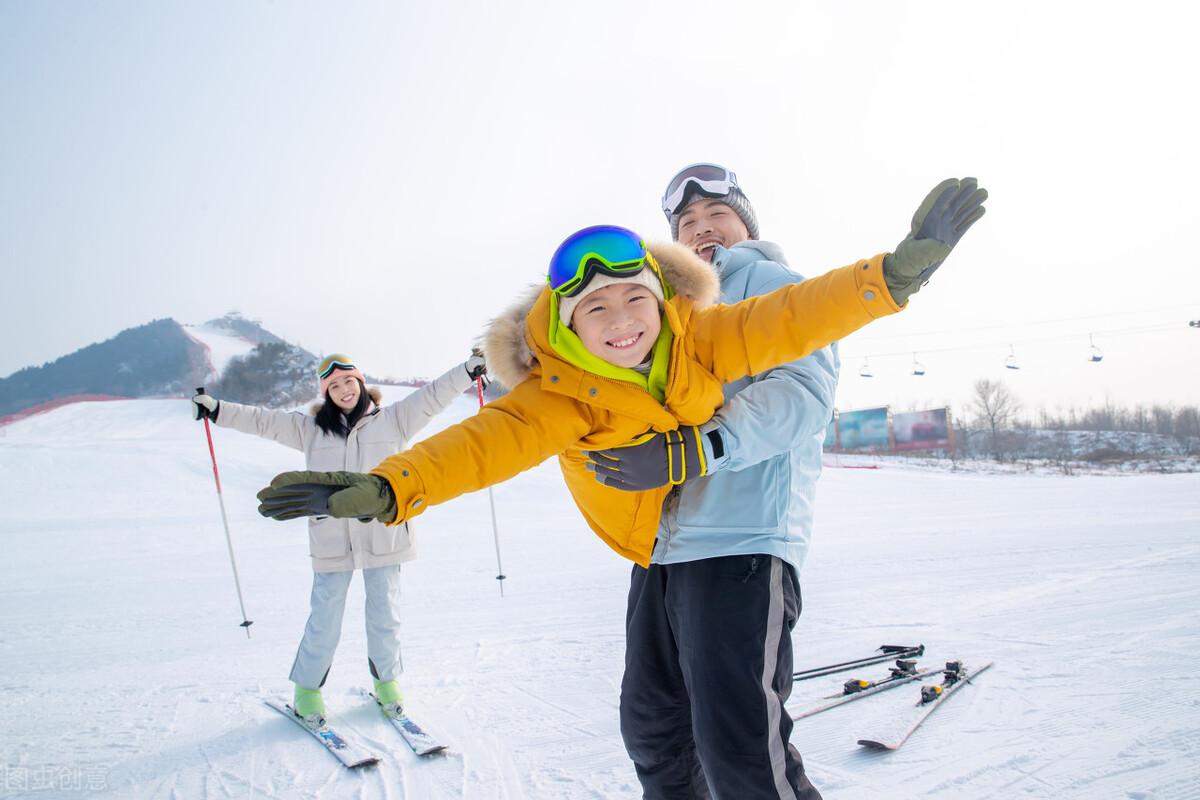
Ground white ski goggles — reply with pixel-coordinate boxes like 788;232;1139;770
661;163;740;218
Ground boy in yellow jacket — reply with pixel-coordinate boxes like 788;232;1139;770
256;178;987;568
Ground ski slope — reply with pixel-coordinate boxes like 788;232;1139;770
1;390;1197;799
182;323;259;384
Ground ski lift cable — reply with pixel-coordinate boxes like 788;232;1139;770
843;323;1174;360
841;321;1186;361
848;305;1200;344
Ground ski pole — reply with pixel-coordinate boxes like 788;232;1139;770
197;387;254;637
476;377;507;597
793;644;924;681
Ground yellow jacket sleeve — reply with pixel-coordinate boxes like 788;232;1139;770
369;379;593;524
691;253;903;384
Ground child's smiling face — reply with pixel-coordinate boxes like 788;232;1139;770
571;282;662;369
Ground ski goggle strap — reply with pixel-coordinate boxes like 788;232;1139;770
317;354;358;380
547;225;649;298
661;162;739;218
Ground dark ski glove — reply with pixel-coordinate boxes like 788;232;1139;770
884;177;988;305
192;391;219;422
584;427;718;491
256;471;397;523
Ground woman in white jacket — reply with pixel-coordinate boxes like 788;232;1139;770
192;352;484;723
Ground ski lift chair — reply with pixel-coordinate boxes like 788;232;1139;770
1004;345;1020;370
911;353;926;376
859;358;873;378
1088;334;1103;363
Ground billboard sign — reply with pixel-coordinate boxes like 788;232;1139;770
893;408;951;451
836;407;890;451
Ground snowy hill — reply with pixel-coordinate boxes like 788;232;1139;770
1;392;1197;798
0;313;318;422
0;319;209;419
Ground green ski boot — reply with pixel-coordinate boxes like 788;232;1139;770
373;678;404;717
293;685;326;726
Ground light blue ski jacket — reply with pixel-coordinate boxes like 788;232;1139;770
651;241;840;572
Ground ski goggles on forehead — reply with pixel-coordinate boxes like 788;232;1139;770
661;163;739;218
547;224;650;298
317;354;357;379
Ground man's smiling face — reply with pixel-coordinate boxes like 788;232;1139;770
676;197;751;262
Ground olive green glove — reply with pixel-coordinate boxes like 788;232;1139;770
884;177;987;305
256;471;397;523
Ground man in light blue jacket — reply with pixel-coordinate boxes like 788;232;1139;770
590;164;834;799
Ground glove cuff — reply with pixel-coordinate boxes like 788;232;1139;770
375;477;398;523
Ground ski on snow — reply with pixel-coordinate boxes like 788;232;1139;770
264;699;380;768
791;659;944;720
857;660;994;751
365;691;448;756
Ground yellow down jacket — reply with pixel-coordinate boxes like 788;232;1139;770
371;242;902;565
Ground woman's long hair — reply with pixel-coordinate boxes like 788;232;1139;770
314;378;372;438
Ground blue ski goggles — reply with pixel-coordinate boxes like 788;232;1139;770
661;162;740;218
547;225;652;298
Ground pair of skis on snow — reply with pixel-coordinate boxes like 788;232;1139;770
791;644;994;751
265;691;446;768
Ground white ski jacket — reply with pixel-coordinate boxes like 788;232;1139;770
216;363;473;572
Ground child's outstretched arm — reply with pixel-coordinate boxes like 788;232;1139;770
693;177;986;383
256;379;591;524
191;390;308;451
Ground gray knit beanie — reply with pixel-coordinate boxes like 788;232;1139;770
669;185;760;242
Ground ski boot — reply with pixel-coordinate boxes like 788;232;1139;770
373;678;404;717
293;685;326;728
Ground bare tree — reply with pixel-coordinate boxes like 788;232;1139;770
1152;405;1175;436
1177;406;1200;455
971;378;1021;460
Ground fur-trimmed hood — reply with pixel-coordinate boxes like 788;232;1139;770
482;241;720;389
308;385;383;416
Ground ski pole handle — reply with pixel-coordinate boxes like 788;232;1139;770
198;387;222;494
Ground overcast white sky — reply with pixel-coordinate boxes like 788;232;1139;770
3;0;1198;415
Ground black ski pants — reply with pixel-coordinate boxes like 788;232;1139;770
619;554;822;800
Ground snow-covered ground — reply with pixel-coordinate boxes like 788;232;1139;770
1;390;1197;799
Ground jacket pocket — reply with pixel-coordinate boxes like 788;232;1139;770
368;521;411;556
677;456;786;531
308;516;349;559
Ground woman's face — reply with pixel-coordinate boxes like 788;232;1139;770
326;373;362;412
